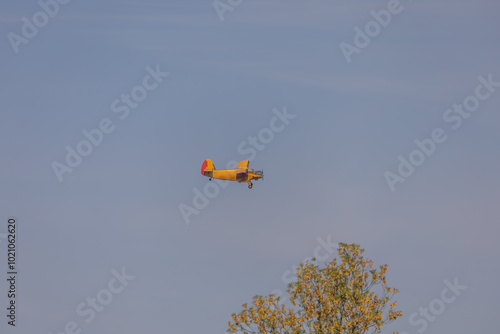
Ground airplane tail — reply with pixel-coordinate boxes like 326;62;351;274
201;159;215;175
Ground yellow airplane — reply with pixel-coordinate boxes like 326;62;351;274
201;159;263;189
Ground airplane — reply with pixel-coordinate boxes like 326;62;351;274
201;159;263;189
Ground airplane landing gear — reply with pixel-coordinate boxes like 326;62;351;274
248;182;253;189
209;178;212;181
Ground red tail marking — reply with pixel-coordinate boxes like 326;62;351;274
201;160;208;175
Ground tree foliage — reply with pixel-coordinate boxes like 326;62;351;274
228;243;402;334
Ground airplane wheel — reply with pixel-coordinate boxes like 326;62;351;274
248;184;253;189
209;178;212;181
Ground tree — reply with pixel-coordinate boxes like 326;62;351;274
228;243;402;334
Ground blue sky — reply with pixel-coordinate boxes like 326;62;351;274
1;0;499;333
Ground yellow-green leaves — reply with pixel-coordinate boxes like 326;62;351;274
228;243;402;334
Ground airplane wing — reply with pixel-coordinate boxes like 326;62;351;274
236;170;248;181
236;160;249;170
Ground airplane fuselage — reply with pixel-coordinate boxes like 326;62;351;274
201;159;263;189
